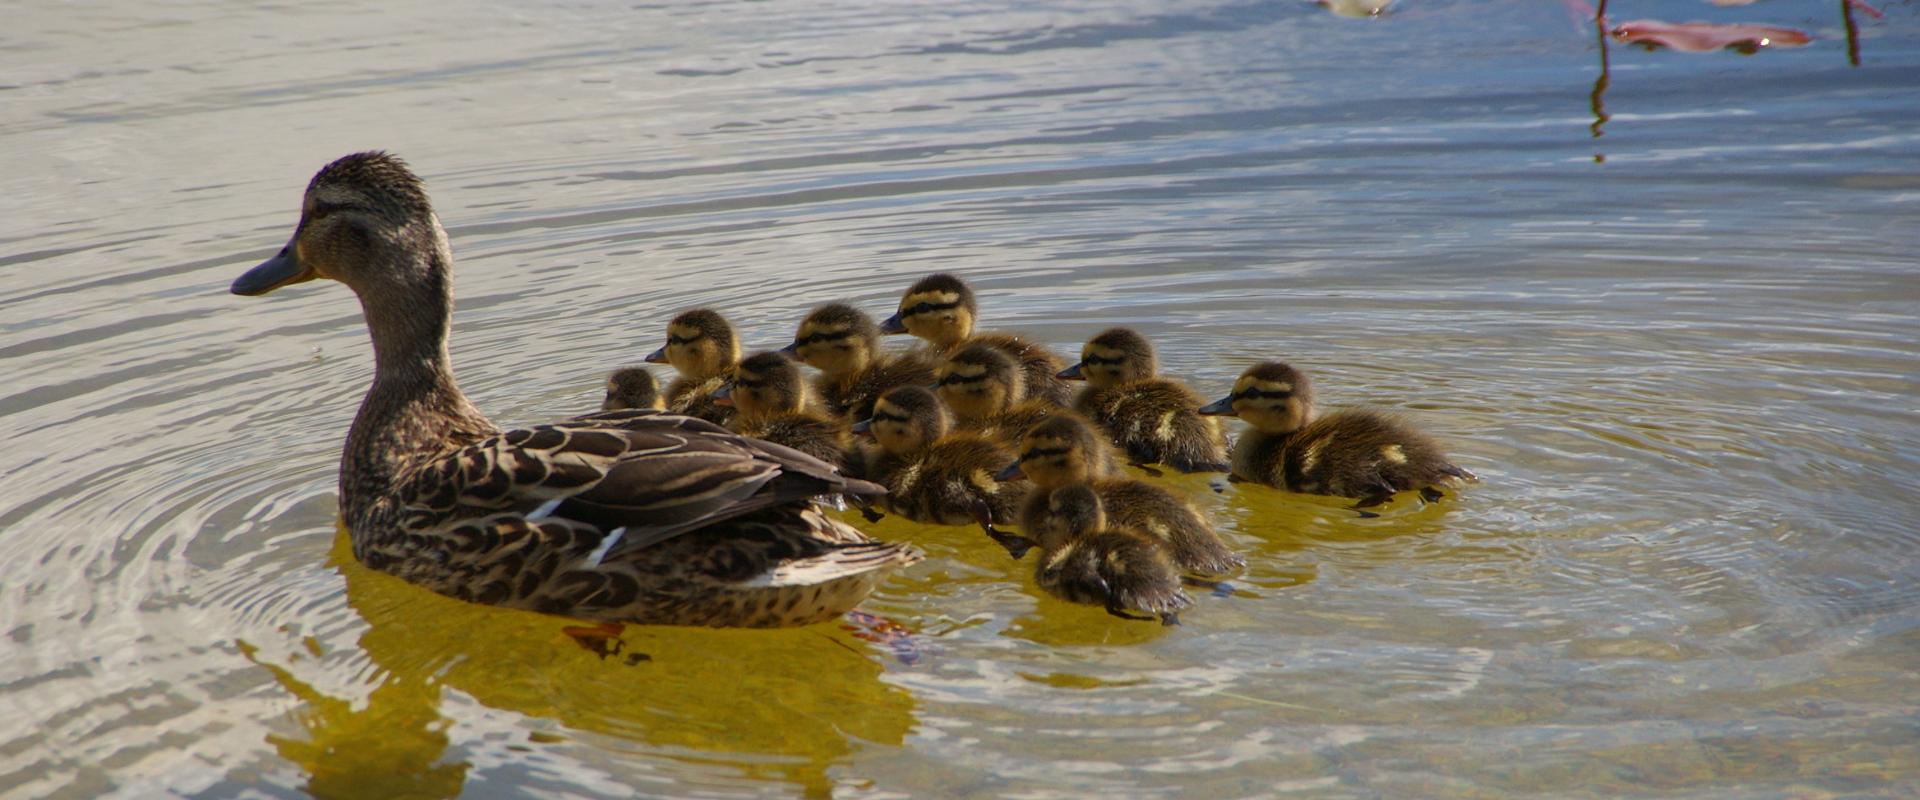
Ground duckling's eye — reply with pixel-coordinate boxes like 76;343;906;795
1020;446;1069;461
1235;388;1291;401
796;329;852;346
1083;354;1123;366
871;410;910;424
903;300;960;317
667;333;703;346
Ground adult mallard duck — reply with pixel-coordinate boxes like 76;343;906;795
879;273;1072;407
1060;327;1228;473
1199;361;1474;507
230;152;919;628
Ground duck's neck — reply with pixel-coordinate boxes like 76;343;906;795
340;228;496;527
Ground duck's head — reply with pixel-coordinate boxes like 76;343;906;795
935;343;1022;423
784;302;879;376
881;273;976;347
646;308;738;380
1061;327;1158;388
1039;483;1105;551
859;385;949;456
232;152;446;305
1199;361;1313;433
602;367;664;412
999;414;1105;489
719;351;806;421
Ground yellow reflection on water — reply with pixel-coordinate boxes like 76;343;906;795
246;524;918;798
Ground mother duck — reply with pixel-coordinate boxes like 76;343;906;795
231;152;918;627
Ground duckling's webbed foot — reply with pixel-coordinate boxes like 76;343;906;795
986;528;1036;560
1158;612;1182;626
1419;486;1446;503
856;500;886;523
1182;577;1236;598
562;622;627;660
1104;604;1157;623
1354;491;1395;510
1128;462;1166;478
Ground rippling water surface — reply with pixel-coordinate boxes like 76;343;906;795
4;0;1918;797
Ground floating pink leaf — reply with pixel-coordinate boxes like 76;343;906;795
1610;19;1812;53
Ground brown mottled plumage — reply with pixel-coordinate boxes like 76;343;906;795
1006;416;1242;576
1200;361;1473;506
1031;484;1191;624
880;273;1071;407
717;351;853;471
230;152;917;627
783;302;937;421
1062;328;1227;473
859;386;1033;557
601;367;665;412
645;308;737;426
935;343;1066;446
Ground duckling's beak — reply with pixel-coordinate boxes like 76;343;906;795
643;346;667;364
1197;397;1237;416
778;341;803;362
878;313;907;335
230;236;317;296
1057;362;1085;380
712;381;734;406
994;461;1026;481
850;418;873;435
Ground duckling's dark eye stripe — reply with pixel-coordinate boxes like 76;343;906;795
937;372;985;387
871;410;910;423
308;200;362;218
795;330;854;346
736;378;765;389
1083;355;1124;365
902;300;961;317
667;333;704;345
1234;388;1291;400
1020;446;1069;460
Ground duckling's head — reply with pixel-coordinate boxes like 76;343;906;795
721;351;807;421
935;343;1023;423
1005;415;1107;489
232;152;448;308
785;302;879;376
1062;327;1158;388
1199;361;1313;433
602;367;664;411
881;273;976;347
1040;484;1106;550
863;386;950;456
646;308;738;380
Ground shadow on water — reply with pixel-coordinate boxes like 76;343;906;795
240;526;917;799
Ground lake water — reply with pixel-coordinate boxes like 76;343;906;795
4;0;1917;797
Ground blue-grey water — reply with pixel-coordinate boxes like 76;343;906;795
3;0;1917;797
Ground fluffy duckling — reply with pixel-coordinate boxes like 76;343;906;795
1001;415;1242;576
1031;484;1192;625
1199;361;1474;506
857;386;1034;558
935;343;1065;445
715;351;853;472
644;308;737;425
880;273;1071;407
1061;328;1228;473
782;302;936;421
600;367;664;412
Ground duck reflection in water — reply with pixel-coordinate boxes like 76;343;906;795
241;526;918;799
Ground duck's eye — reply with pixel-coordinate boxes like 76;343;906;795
903;300;960;317
798;329;852;346
871;410;910;424
1020;445;1069;462
667;332;703;346
937;371;984;387
1234;388;1291;401
1083;354;1123;366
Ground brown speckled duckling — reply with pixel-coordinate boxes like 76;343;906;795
1060;327;1228;473
782;302;937;422
644;308;737;426
1001;415;1242;577
857;386;1033;558
601;367;665;412
1031;484;1192;625
880;273;1071;407
229;151;917;627
1200;361;1473;507
716;351;854;472
935;343;1065;446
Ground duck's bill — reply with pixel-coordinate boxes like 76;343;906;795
1056;362;1085;380
231;239;316;296
994;461;1026;481
1197;397;1237;416
777;341;803;360
878;313;907;335
643;346;668;364
712;382;734;406
850;418;873;435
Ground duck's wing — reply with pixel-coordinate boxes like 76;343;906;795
399;410;884;559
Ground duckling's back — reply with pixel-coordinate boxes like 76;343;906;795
1075;379;1227;472
1036;530;1193;618
734;412;854;473
968;332;1072;407
875;434;1024;526
1239;409;1464;499
1091;478;1242;576
819;353;938;422
666;375;734;426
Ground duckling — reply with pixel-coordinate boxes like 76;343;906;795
1031;484;1192;625
934;343;1066;446
1000;415;1242;576
880;273;1071;406
857;386;1034;558
715;351;853;472
1060;327;1229;473
782;302;937;421
600;367;665;412
1199;361;1474;507
644;308;737;425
